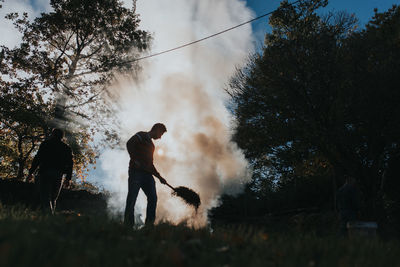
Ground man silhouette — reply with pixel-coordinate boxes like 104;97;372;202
27;128;73;214
337;175;362;234
124;123;167;227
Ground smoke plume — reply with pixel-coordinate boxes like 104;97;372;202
96;0;255;227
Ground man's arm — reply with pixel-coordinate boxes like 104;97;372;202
137;163;166;184
127;134;143;170
65;147;73;180
26;143;44;181
127;134;143;155
63;146;73;188
149;164;167;184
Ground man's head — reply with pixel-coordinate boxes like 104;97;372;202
149;123;167;140
51;128;64;140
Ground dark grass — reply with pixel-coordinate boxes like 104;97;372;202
0;179;107;215
1;203;400;267
172;186;201;210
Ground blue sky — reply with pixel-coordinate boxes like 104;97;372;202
246;0;398;44
2;0;397;48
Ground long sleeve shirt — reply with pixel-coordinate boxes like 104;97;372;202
336;183;362;213
29;138;73;180
126;131;158;175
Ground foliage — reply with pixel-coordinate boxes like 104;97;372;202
227;0;400;220
0;76;49;179
0;0;150;179
209;176;333;228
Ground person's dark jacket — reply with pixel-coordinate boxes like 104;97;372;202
29;138;73;180
336;183;362;213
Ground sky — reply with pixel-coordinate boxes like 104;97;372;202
245;0;398;47
1;0;398;48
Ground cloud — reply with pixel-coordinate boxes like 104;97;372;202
0;0;51;48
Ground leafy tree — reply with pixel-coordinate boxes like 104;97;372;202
0;79;48;179
339;5;400;216
0;0;150;179
228;0;400;219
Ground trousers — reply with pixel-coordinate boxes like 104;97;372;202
38;169;64;214
124;168;157;226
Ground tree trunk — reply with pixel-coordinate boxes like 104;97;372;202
16;135;24;180
16;160;25;180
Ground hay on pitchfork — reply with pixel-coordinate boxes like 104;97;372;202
172;186;201;210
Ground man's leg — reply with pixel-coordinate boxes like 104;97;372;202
38;172;52;214
339;210;357;236
124;169;141;227
141;174;157;225
50;174;63;214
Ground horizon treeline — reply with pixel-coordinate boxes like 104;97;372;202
211;0;400;232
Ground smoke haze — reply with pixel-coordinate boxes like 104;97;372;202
97;0;255;226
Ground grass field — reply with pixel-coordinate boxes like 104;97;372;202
1;203;400;267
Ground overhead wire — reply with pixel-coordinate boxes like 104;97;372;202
128;0;302;62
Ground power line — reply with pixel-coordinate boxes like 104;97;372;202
129;0;301;62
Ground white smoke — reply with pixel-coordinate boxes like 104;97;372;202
95;0;255;227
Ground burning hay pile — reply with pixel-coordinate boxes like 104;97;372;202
172;186;201;210
164;182;201;210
